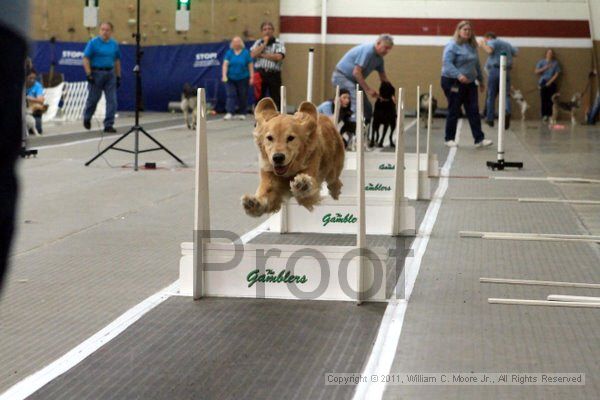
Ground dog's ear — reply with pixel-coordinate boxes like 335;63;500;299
295;102;318;133
297;101;318;121
255;98;279;126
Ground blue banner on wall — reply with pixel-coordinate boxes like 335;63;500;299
32;39;254;112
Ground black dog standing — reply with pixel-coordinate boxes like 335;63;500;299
370;81;397;148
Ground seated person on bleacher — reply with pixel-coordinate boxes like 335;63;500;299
25;69;46;135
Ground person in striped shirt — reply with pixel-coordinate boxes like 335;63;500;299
250;21;286;109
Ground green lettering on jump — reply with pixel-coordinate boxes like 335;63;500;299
246;269;308;287
365;182;392;191
378;163;395;170
322;213;358;226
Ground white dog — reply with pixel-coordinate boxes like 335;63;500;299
25;112;41;136
510;87;529;120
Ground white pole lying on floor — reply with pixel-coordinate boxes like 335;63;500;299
392;87;405;235
333;85;341;128
426;84;433;176
489;298;600;308
307;48;314;102
279;86;288;233
548;294;600;303
461;230;600;243
356;90;366;305
518;198;600;205
193;88;210;300
415;86;421;199
480;277;600;289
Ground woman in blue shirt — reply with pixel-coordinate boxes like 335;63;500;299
441;20;491;148
534;49;561;121
222;36;254;120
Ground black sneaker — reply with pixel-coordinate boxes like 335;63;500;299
485;120;494;128
103;127;117;133
505;113;511;130
83;119;91;130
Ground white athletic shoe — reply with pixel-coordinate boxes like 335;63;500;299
475;139;493;148
236;114;246;120
445;140;458;147
224;113;233;121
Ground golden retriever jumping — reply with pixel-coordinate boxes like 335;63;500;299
242;98;345;217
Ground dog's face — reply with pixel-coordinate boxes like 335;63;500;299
182;83;196;99
379;81;395;99
419;93;438;110
253;98;318;177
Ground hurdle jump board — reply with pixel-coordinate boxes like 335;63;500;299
268;195;416;235
345;152;439;177
179;242;389;301
334;168;431;200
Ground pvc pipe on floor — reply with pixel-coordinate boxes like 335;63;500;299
480;277;600;289
460;231;600;241
489;298;600;308
547;295;600;303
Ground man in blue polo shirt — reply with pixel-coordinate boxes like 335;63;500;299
82;21;121;133
479;32;518;129
331;34;394;123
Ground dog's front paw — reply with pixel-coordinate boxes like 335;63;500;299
290;174;315;199
241;194;266;217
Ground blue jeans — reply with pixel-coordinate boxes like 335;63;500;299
33;115;43;134
332;71;373;122
486;67;511;121
83;70;117;128
587;93;600;124
441;77;485;143
225;78;249;114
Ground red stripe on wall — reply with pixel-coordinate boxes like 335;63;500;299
280;16;590;38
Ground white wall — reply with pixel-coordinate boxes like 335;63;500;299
280;0;593;47
282;0;589;20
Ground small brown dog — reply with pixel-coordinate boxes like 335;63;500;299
242;98;345;216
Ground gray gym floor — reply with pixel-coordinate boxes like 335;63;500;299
1;113;598;399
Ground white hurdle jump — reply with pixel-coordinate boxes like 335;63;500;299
269;87;416;235
179;89;389;303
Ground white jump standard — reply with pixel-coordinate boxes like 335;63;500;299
486;54;523;170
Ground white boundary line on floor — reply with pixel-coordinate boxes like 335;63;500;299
44;115;183;137
353;120;462;400
30;118;228;151
30;124;186;150
0;281;178;400
0;211;269;399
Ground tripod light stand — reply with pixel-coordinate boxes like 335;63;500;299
85;0;187;170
